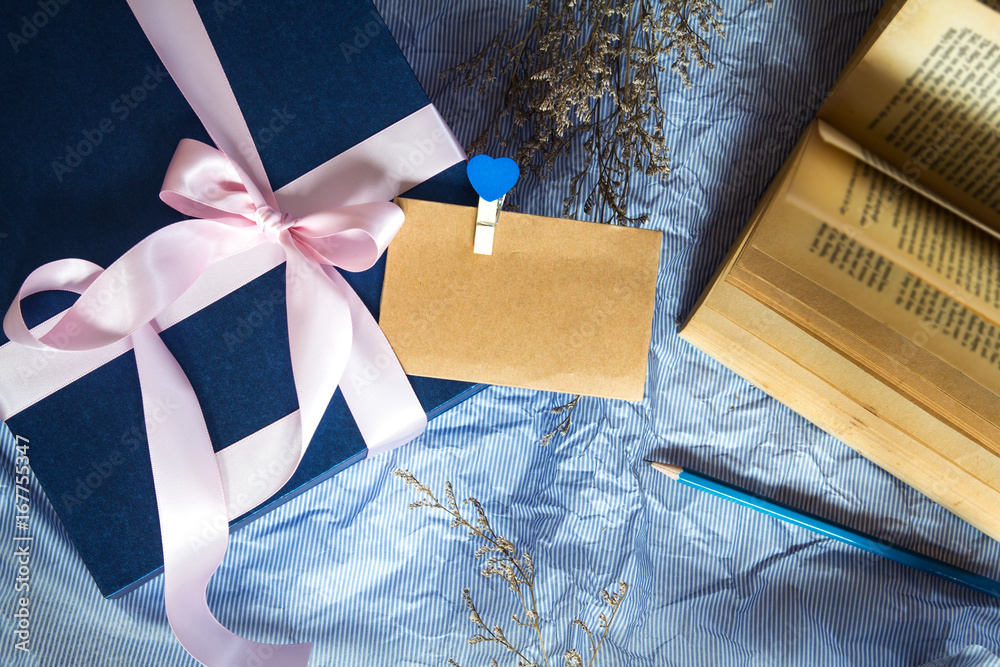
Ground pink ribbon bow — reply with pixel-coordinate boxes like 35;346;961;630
1;0;466;664
158;138;428;453
3;137;429;667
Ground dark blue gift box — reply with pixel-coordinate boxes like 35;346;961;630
0;0;483;598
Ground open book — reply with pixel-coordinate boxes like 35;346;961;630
680;0;1000;540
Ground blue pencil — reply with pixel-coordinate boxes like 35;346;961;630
648;461;1000;601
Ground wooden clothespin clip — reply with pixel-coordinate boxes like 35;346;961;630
467;155;519;256
474;195;504;255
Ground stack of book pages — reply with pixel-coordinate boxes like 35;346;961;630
681;0;1000;539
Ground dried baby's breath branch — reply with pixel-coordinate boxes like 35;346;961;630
539;395;581;446
446;0;769;225
395;470;547;666
570;619;596;654
396;470;628;666
463;589;541;665
579;581;628;667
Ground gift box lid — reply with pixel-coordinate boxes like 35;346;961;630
0;0;483;598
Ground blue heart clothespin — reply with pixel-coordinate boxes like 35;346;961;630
468;155;519;255
467;154;520;202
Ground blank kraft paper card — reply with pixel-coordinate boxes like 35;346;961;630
380;198;663;401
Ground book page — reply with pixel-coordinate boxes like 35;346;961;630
784;123;1000;328
748;201;1000;397
813;121;992;234
819;0;1000;234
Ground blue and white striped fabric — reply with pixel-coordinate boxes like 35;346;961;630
3;1;1000;665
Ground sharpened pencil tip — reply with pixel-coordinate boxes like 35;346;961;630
648;461;682;480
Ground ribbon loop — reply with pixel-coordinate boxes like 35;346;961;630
292;202;404;271
3;259;104;350
160;138;257;222
4;222;260;353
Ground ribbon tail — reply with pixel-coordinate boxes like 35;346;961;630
126;0;274;209
326;268;427;457
132;326;311;667
284;241;353;451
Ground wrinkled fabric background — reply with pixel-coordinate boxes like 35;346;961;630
3;1;1000;665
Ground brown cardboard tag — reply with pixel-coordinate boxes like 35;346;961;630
378;198;662;401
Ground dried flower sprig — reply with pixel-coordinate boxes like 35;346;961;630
570;581;628;667
395;470;628;667
447;0;768;225
539;395;581;446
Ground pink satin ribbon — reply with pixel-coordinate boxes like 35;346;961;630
2;0;465;664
